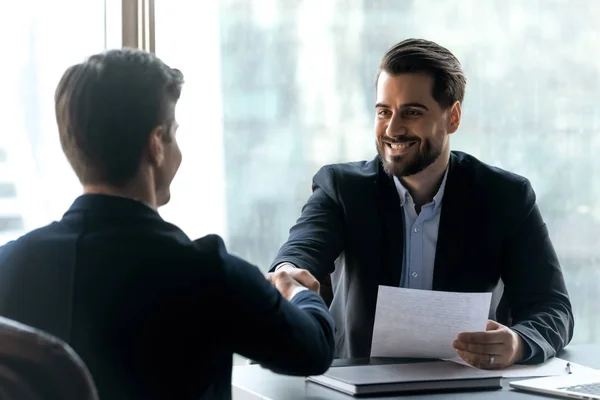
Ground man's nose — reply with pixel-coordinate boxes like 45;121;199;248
386;115;408;138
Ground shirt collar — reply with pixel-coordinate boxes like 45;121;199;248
393;166;449;213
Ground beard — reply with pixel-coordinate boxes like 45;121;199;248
376;137;442;178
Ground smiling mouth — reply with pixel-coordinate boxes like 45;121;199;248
387;142;415;150
385;141;417;153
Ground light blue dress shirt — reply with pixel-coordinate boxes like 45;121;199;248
393;168;449;290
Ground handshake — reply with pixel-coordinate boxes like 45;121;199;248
265;264;320;301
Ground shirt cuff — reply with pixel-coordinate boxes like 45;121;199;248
289;286;309;301
275;262;298;271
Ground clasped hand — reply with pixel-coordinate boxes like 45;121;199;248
264;265;320;301
452;320;525;369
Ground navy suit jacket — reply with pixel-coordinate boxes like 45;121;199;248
0;194;335;400
271;151;574;363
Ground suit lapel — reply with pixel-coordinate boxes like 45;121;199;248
433;153;467;290
375;159;404;287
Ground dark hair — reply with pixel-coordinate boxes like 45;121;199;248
55;48;184;187
377;38;466;109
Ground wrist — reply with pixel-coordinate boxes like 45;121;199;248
511;329;526;363
288;285;309;301
275;262;297;272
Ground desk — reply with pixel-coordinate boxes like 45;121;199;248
232;344;600;400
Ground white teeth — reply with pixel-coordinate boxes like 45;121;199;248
390;142;413;149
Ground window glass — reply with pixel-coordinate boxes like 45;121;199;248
0;0;107;244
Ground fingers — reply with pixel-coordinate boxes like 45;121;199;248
486;319;501;330
265;272;282;286
265;272;274;281
454;322;521;369
452;340;505;356
278;267;320;293
456;330;505;344
457;319;508;344
265;270;293;288
265;270;303;300
291;269;320;293
265;268;321;294
456;350;506;370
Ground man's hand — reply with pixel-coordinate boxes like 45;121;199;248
452;320;525;369
275;264;320;294
264;270;309;301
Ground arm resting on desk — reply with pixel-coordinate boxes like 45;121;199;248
501;180;574;364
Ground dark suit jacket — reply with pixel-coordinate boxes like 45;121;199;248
0;194;335;400
271;151;574;363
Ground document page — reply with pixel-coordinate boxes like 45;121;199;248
370;285;492;359
450;356;599;378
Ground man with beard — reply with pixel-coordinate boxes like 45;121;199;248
270;38;574;370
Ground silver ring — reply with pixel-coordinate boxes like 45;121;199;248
489;355;495;365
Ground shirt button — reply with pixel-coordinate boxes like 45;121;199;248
413;226;420;233
411;271;418;278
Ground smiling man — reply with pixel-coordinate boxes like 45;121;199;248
270;38;574;369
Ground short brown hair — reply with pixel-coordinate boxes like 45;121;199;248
55;48;184;187
377;38;466;109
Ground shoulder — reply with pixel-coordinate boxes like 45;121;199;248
193;234;276;304
450;151;535;206
0;222;62;261
312;156;381;192
308;157;382;206
314;157;380;181
189;234;258;280
452;151;531;188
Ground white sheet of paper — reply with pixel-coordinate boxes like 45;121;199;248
370;285;492;359
449;356;599;378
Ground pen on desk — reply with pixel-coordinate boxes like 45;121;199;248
566;362;572;374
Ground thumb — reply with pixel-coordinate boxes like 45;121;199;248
486;320;501;331
264;273;275;284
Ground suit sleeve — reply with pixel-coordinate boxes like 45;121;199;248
269;166;345;280
221;249;335;376
501;180;574;364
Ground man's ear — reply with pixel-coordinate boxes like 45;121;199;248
448;101;462;134
148;126;165;167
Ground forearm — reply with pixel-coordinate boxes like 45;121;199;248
511;300;574;364
269;179;345;278
247;291;335;376
223;247;335;376
502;181;574;364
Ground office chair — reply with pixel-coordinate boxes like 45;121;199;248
0;316;98;400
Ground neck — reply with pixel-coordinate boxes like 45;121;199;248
83;175;157;210
398;146;450;210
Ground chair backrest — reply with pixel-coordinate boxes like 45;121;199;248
0;316;98;400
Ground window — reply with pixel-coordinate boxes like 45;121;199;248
155;0;600;345
0;0;110;244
